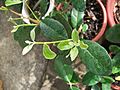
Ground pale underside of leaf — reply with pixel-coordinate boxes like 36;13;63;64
22;0;30;24
42;0;55;19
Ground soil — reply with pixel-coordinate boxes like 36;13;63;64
114;0;120;24
83;0;103;40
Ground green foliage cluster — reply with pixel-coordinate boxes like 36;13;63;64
1;0;120;90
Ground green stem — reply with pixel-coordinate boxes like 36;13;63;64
25;1;40;22
34;39;72;45
17;24;37;27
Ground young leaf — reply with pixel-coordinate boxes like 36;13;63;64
69;86;80;90
43;44;56;60
70;47;78;61
57;41;74;51
40;18;68;41
54;55;73;82
0;6;8;11
71;8;84;28
30;27;36;41
78;40;112;75
82;72;101;86
11;26;19;33
72;29;79;43
115;76;120;81
5;0;22;6
105;24;120;43
112;66;120;74
79;41;88;49
82;24;88;32
22;44;34;55
25;40;33;44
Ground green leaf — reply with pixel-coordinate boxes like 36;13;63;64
57;41;74;50
105;24;120;43
43;44;56;60
91;85;100;90
102;83;111;90
0;6;8;11
79;41;88;49
101;76;115;84
71;0;86;12
22;44;34;55
71;8;84;28
112;66;120;74
5;0;22;6
109;45;120;54
69;86;80;90
70;72;80;83
30;27;36;41
82;24;88;32
70;47;78;61
54;55;74;82
78;40;112;75
40;18;68;41
112;53;120;66
39;0;48;17
72;29;79;43
52;12;72;38
82;72;101;86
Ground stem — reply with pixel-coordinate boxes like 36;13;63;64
17;24;37;27
9;9;40;24
34;39;72;45
26;2;40;21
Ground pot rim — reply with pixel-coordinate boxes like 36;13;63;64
111;84;120;90
106;0;116;27
92;0;107;41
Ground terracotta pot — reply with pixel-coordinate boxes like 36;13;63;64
106;0;116;27
111;84;120;90
92;0;107;41
56;0;107;42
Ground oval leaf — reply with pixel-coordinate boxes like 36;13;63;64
71;8;84;28
72;29;79;43
82;72;101;86
40;18;68;40
22;44;34;55
105;24;120;43
54;55;73;82
78;40;112;75
43;44;56;60
70;47;78;61
82;24;88;32
57;41;74;51
5;0;22;6
79;41;88;49
30;27;36;41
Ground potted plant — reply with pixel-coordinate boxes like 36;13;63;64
0;0;111;90
106;0;120;27
105;24;120;90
